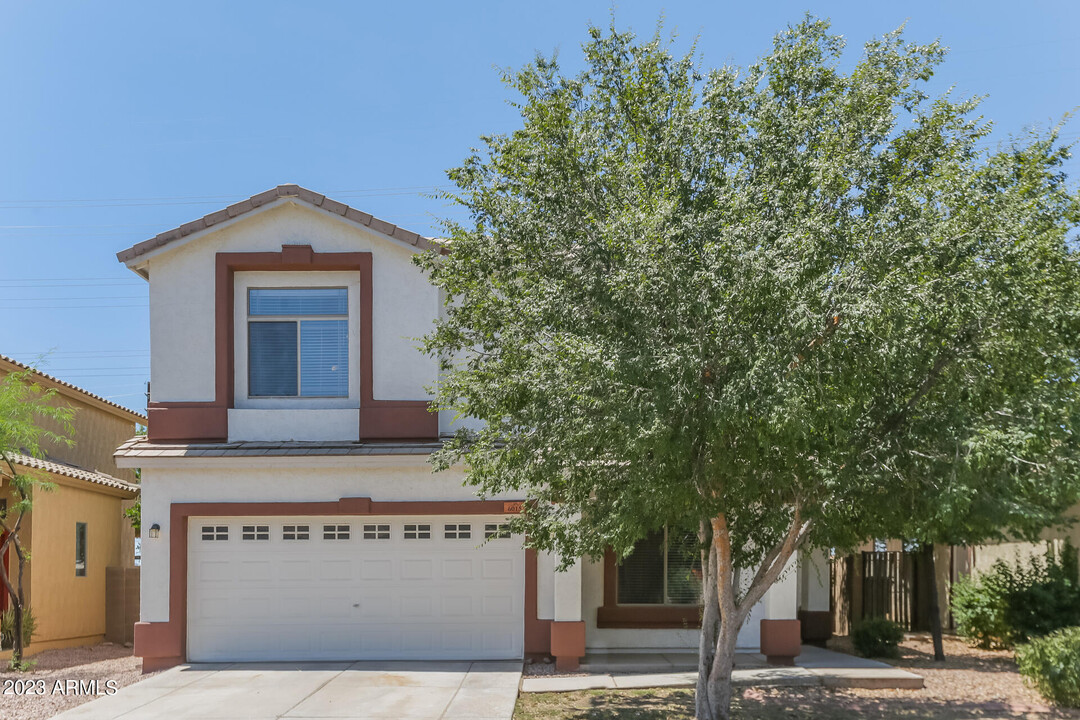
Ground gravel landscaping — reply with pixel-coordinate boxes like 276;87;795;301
0;643;150;720
515;635;1080;719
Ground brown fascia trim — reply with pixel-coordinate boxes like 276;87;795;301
146;245;437;443
116;184;444;265
134;497;527;669
596;548;704;629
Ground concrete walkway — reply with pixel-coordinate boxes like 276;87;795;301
54;661;522;720
521;645;923;693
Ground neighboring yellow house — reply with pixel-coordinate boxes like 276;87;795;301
0;354;144;655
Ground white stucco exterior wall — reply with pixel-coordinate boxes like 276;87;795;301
798;547;832;613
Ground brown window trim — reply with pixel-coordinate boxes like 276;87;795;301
596;548;703;629
146;245;437;442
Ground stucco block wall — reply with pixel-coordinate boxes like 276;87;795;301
144;201;440;405
970;503;1080;578
28;479;127;644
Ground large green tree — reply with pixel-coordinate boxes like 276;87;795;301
418;17;1080;720
0;366;74;667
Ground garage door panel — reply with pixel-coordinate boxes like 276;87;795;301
360;559;392;580
187;515;524;662
400;559;433;579
318;559;353;581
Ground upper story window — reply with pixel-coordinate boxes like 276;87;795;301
247;288;348;398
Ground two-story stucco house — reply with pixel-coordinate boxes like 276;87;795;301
115;185;831;673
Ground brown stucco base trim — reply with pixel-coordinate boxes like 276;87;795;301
524;548;552;660
597;548;703;629
146;405;227;443
760;619;801;666
134;497;524;672
550;621;586;672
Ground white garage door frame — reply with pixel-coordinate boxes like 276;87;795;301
186;514;524;662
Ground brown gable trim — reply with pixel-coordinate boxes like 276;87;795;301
116;184;444;265
134;497;524;669
0;355;146;425
146;245;437;443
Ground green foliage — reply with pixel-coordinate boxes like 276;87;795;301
125;499;141;534
418;15;1080;572
417;14;1080;716
0;606;35;650
952;543;1080;648
1016;627;1080;707
851;617;905;658
0;366;76;510
952;565;1013;649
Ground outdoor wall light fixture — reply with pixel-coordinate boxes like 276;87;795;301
148;523;161;539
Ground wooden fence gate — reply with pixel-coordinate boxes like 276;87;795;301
832;550;929;634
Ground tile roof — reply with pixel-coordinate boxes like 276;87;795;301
0;354;147;424
114;436;443;459
10;452;139;494
116;184;446;265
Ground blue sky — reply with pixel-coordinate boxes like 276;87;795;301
0;1;1076;413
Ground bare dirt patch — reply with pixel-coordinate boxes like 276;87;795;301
516;635;1080;719
0;643;153;720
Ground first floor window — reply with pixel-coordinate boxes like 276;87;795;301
248;287;349;398
75;522;87;577
616;529;701;605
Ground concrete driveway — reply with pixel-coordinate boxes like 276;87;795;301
53;660;522;720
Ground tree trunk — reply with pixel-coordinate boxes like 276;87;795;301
698;509;812;719
12;535;26;664
923;543;945;661
0;538;12;641
705;613;742;720
696;529;720;720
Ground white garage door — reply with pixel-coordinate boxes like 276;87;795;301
187;515;524;662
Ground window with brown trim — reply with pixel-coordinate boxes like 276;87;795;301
596;528;704;629
617;529;701;605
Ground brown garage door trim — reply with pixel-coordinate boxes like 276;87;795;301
134;497;529;671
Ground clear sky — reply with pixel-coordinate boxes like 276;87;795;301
0;1;1076;414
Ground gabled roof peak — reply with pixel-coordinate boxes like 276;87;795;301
116;184;443;265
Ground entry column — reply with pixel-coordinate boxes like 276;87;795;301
550;558;585;671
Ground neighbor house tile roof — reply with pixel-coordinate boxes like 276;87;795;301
0;354;147;424
10;452;139;495
114;436;442;459
116;184;446;265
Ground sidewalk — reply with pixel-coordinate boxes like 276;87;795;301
520;645;924;693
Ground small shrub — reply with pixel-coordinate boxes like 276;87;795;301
952;561;1013;649
851;617;904;658
952;541;1080;649
1016;626;1080;707
1006;543;1080;643
0;607;36;650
